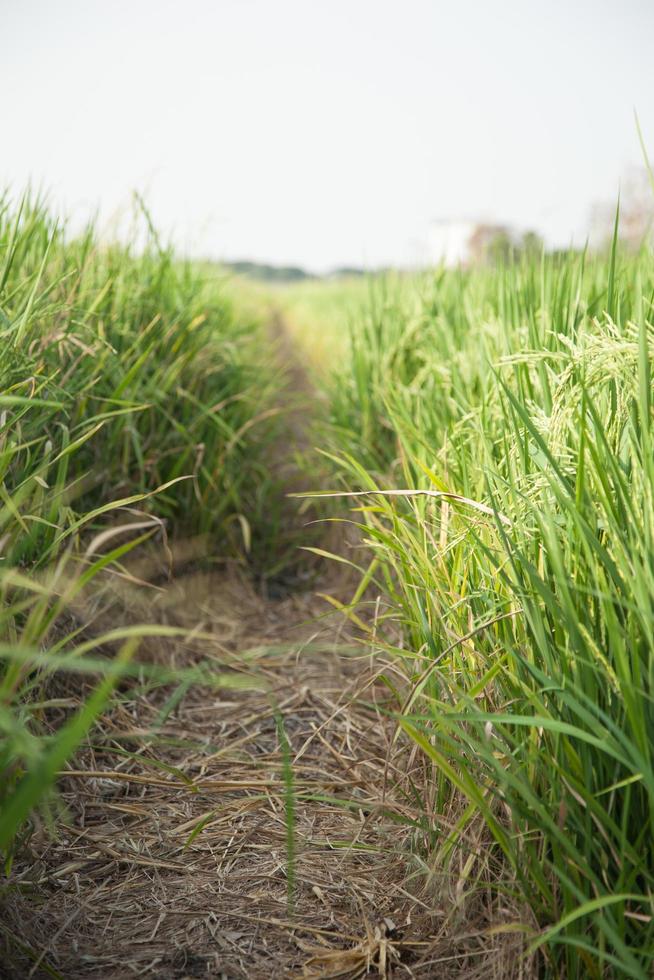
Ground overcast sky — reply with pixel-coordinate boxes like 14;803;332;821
3;0;654;270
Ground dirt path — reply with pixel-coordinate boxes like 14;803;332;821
1;315;521;978
4;572;451;979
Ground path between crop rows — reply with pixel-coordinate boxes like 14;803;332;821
2;315;524;979
5;571;448;979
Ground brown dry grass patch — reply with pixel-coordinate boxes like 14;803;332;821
1;565;534;979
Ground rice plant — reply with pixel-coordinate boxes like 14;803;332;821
323;240;654;977
0;193;280;856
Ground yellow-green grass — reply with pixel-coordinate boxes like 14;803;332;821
273;276;371;371
209;270;369;371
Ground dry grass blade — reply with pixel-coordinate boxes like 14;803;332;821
292;489;512;527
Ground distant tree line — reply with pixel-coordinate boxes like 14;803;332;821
223;261;317;283
223;261;374;283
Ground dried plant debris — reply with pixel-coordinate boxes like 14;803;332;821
1;571;534;979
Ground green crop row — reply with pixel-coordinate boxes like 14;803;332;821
323;237;654;977
0;195;280;860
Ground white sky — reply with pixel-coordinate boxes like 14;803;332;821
3;0;654;271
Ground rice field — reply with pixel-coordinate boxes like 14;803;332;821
317;241;654;977
0;195;280;859
2;194;654;978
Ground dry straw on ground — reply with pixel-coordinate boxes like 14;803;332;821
2;565;534;979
